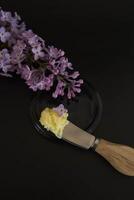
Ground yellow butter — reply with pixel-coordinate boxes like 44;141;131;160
39;107;69;138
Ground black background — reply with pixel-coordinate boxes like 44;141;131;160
0;0;134;199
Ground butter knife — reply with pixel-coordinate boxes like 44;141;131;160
62;122;134;176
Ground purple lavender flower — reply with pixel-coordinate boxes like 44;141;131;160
56;57;73;75
22;31;45;60
67;79;83;99
47;62;59;75
0;8;26;49
52;79;66;98
26;72;54;91
26;69;45;91
28;34;45;48
53;104;68;116
18;65;31;80
43;74;54;91
68;71;80;79
0;9;26;35
22;30;35;40
11;40;26;64
0;48;12;74
10;12;26;34
32;45;45;60
0;8;83;99
58;57;73;70
46;46;64;59
0;10;12;22
0;27;11;43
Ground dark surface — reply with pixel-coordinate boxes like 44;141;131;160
0;0;134;199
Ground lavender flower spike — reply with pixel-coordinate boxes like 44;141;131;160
0;27;11;43
0;8;83;99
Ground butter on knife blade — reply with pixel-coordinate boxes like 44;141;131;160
39;105;95;149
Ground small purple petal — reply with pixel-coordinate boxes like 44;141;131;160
19;65;31;80
46;46;65;59
53;104;68;116
0;27;11;43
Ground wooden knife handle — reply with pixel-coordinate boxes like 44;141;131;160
94;139;134;176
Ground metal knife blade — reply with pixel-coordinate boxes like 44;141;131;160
62;122;96;149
